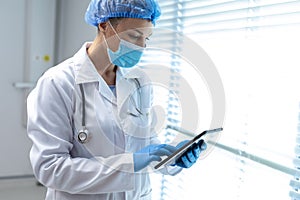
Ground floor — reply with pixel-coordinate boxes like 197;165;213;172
0;178;46;200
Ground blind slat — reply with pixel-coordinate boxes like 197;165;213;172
183;22;300;35
290;190;300;199
184;11;300;28
183;0;300;15
290;179;300;188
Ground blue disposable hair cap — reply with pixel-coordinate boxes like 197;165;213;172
85;0;161;26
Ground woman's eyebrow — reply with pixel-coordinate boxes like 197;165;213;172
133;29;144;35
133;29;153;37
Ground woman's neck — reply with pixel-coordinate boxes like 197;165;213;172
87;35;116;85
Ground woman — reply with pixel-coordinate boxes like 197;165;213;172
27;0;206;199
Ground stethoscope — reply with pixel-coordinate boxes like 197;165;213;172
127;78;143;117
77;83;89;143
77;78;142;144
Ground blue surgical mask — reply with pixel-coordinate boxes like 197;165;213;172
104;22;145;68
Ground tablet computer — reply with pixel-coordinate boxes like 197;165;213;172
154;127;223;169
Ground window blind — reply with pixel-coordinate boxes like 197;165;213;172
290;104;300;199
158;0;300;37
140;0;186;199
140;0;300;199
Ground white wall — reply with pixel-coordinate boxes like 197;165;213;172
0;0;96;177
55;0;96;63
0;0;29;177
0;0;57;177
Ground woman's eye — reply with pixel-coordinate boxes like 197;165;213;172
129;34;140;40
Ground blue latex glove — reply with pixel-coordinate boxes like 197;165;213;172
133;144;177;172
175;139;207;168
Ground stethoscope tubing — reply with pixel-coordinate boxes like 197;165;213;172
78;79;142;143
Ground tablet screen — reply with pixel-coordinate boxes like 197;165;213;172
154;128;223;169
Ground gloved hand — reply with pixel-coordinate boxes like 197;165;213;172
174;139;207;168
133;144;177;172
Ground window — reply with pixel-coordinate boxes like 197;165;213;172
140;0;300;199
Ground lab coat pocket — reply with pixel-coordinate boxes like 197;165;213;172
122;106;153;139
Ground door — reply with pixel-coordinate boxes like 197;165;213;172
0;0;56;177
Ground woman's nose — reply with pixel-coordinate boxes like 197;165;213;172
137;39;147;48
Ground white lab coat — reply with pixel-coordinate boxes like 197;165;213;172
27;43;181;200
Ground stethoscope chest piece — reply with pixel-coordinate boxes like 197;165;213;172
78;128;89;144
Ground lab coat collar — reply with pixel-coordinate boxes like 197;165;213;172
73;42;115;104
116;67;151;117
73;42;143;84
73;42;144;105
74;42;100;84
119;67;146;79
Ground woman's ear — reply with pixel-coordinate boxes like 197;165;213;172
98;22;108;33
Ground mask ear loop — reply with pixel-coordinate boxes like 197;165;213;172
103;20;121;53
107;20;145;50
107;20;122;40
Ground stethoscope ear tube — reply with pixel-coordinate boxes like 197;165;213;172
77;79;143;143
127;78;142;117
78;84;89;144
79;84;86;127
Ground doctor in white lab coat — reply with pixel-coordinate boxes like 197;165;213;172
27;0;206;199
